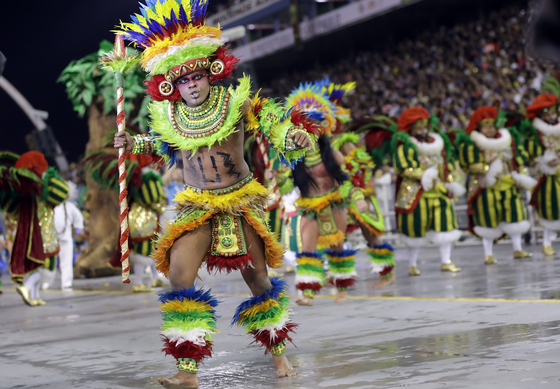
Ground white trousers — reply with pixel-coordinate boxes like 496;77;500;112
58;239;74;289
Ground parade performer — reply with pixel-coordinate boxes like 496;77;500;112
51;197;84;291
279;81;362;305
84;148;168;292
523;94;560;255
111;1;318;386
327;81;396;284
0;151;69;306
391;108;465;275
457;106;537;264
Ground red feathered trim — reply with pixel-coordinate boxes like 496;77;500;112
206;253;254;274
365;129;393;153
346;224;360;234
209;45;239;83
15;151;48;177
380;265;395;276
334;278;355;288
296;282;322;292
162;337;213;362
248;322;298;352
144;75;182;102
290;109;321;136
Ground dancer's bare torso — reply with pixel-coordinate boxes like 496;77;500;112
181;120;250;189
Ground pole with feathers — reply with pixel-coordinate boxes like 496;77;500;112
99;35;140;283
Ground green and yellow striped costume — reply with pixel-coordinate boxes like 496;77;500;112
393;134;459;238
526;131;560;223
459;131;529;230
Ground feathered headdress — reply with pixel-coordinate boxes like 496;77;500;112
320;79;356;127
116;0;238;101
285;82;336;135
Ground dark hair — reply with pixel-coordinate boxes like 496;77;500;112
293;136;348;197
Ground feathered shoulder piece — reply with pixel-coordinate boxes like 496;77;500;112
285;81;336;135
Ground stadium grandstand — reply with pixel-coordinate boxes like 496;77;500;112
211;0;549;131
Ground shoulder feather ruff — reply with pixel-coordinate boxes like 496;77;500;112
470;128;511;152
532;118;560;137
409;133;444;156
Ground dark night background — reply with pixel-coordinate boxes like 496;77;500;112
0;0;227;163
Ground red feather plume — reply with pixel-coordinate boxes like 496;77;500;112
248;322;298;351
209;45;239;83
162;338;213;362
290;109;321;136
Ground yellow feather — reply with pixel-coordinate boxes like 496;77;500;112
161;299;214;314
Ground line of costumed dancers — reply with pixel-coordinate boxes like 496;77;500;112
1;1;560;388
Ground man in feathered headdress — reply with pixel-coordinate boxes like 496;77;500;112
458;106;536;264
524;94;560;256
276;81;363;306
112;1;319;385
392;107;464;276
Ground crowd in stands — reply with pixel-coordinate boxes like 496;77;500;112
266;2;553;130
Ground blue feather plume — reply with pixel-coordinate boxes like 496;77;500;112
230;277;287;326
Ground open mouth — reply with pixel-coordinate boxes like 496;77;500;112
190;91;200;99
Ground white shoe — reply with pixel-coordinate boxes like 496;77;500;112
61;286;73;292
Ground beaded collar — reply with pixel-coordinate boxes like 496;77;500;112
167;86;230;138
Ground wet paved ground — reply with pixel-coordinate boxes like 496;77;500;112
1;241;560;389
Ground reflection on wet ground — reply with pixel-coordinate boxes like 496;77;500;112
1;242;560;388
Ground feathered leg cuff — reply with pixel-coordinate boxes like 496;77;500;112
159;286;220;363
295;252;324;292
232;278;297;353
325;248;358;290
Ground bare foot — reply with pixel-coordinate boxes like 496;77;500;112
158;371;199;388
335;290;347;303
272;354;297;377
373;276;396;289
295;296;314;306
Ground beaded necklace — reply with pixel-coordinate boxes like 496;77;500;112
168;86;231;138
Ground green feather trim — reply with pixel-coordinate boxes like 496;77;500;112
339;180;354;200
162;310;216;323
390;131;416;156
161;318;218;333
454;132;473;149
150;76;250;155
331;132;360;150
150;44;221;75
278;177;295;195
0;151;20;165
100;55;141;74
542;77;560;98
440;133;458;164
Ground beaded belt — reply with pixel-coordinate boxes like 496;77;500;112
184;174;254;195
